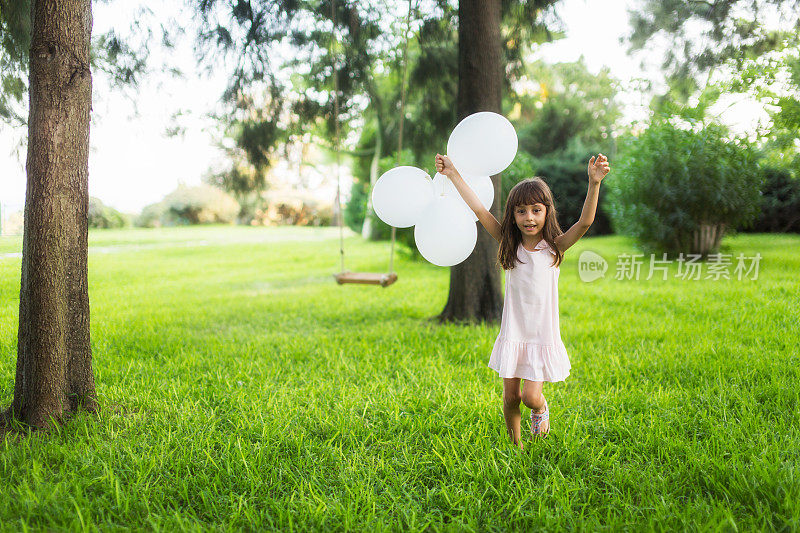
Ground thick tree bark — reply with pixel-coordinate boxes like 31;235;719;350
8;0;96;429
437;0;503;324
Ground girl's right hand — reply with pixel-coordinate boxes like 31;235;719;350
435;154;456;178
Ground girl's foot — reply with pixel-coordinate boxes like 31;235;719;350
530;397;550;437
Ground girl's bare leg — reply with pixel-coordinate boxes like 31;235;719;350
502;378;523;448
521;380;549;434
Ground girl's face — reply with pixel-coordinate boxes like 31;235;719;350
514;203;547;238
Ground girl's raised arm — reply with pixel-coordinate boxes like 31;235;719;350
553;154;610;253
435;154;502;243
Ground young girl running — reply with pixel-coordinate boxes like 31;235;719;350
435;153;610;448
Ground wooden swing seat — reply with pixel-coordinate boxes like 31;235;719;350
330;0;410;292
333;271;398;288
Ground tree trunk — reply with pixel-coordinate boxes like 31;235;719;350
691;222;726;257
361;115;383;240
7;0;96;429
437;0;503;324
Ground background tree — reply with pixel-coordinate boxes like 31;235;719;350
435;0;505;323
1;1;177;429
5;0;97;429
0;0;30;125
606;121;761;256
626;0;800;236
509;58;620;235
627;0;800;116
343;1;564;271
1;0;162;127
191;0;406;234
626;0;800;160
193;1;562;240
191;0;563;323
437;0;569;323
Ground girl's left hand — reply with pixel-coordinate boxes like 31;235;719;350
588;154;610;184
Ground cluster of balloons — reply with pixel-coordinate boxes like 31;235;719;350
371;112;518;266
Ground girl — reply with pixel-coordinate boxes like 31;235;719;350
435;153;610;448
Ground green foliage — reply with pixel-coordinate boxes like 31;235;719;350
88;197;131;229
532;139;613;235
627;0;800;162
134;201;168;229
0;1;159;126
195;1;563;239
401;14;459;165
344;178;368;233
0;0;30;124
628;0;800;84
192;0;392;167
605;122;762;255
721;43;800;162
514;59;620;156
506;59;620;235
204;159;267;202
500;151;537;206
136;185;239;227
746;166;800;233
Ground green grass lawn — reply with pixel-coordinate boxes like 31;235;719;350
1;226;799;531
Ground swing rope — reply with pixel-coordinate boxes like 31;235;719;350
331;0;345;275
390;0;414;275
332;0;414;286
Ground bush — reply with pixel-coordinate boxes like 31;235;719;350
242;190;334;226
135;202;167;228
498;145;613;235
501;151;537;204
88;197;130;229
344;179;368;233
533;141;614;235
165;185;239;225
745;166;800;233
135;185;239;227
605;122;761;256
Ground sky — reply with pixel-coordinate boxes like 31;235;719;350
0;0;767;218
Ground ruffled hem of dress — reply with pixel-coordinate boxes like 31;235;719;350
488;337;570;382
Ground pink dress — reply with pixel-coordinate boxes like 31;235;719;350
488;239;571;382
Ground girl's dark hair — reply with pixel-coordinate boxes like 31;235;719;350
498;177;564;270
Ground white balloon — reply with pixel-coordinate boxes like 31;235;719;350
447;112;518;176
432;172;494;222
371;166;435;228
414;196;478;267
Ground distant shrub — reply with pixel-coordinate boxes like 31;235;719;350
238;190;334;226
501;142;613;236
746;166;800;233
605;122;761;256
344;179;368;233
1;210;24;236
135;185;239;227
164;185;239;225
501;151;537;205
88;197;130;229
135;202;167;228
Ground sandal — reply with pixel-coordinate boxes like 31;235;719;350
530;397;549;437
